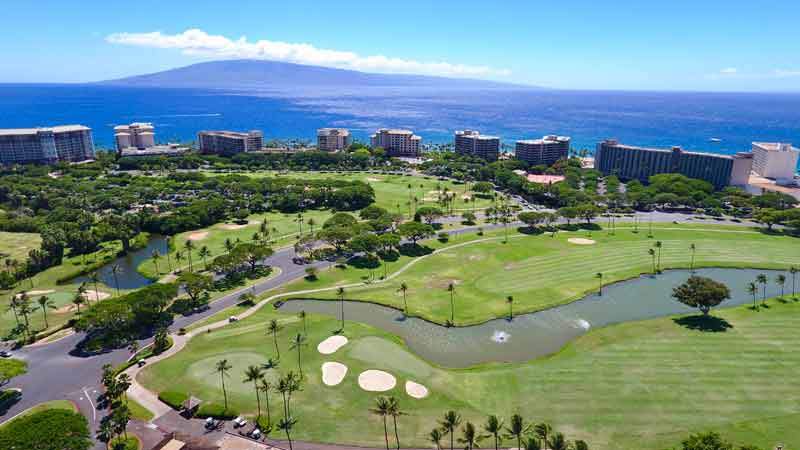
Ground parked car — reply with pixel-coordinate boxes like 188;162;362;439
232;416;248;428
229;316;239;323
205;417;219;430
0;350;11;358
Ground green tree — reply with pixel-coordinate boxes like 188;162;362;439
506;296;514;321
199;246;212;270
110;264;122;297
184;239;195;272
215;359;232;410
151;250;161;276
689;243;696;272
483;415;504;450
776;274;786;298
243;365;264;419
746;282;758;310
790;266;798;297
278;416;298;450
648;248;657;274
290;333;307;377
387;396;404;450
371;396;392;450
596;272;603;296
680;431;733;450
505;414;530;450
337;287;346;331
533;423;552;448
447;282;456;324
429;428;444;450
258;378;274;426
439;410;462;450
672;276;731;315
398;282;409;316
36;295;56;328
756;274;768;304
398;221;435;244
459;422;482;450
0;409;92;450
267;319;282;359
548;432;569;450
654;241;663;271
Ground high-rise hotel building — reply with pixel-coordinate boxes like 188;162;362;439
317;128;352;152
198;130;263;155
751;142;799;182
515;135;571;166
370;129;421;157
454;130;500;161
115;123;156;153
595;139;753;189
0;125;95;165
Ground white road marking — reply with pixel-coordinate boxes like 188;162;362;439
82;387;97;422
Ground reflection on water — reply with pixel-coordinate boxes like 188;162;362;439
72;236;169;290
279;268;790;368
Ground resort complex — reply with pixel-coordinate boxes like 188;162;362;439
0;125;95;164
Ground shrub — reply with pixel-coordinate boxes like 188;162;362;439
158;391;188;410
196;403;238;420
437;232;449;242
0;409;91;450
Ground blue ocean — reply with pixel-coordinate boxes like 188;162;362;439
1;84;799;169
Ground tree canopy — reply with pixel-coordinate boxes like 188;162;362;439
672;276;731;315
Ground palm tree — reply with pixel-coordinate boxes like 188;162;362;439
440;410;462;450
689;243;696;272
790;266;798;298
757;274;768;304
290;333;307;377
258;378;273;425
747;282;758;310
429;428;444;450
387;396;404;450
459;422;481;450
505;414;529;450
398;282;409;316
447;282;456;324
573;440;588;450
174;251;184;270
224;238;235;254
307;217;316;236
164;236;173;272
199;246;211;270
71;292;85;315
267;319;281;359
77;282;88;305
596;272;603;296
278;416;298;450
151;250;161;276
298;310;307;335
371;396;391;450
89;271;101;302
654;241;663;272
524;437;542;450
506;296;514;321
215;359;232;410
483;415;504;450
243;365;264;419
184;240;195;272
777;274;787;298
533;423;552;450
337;287;346;331
547;432;568;450
110;264;122;297
648;248;656;274
36;295;56;328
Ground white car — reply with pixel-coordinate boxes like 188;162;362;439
229;316;239;323
232;416;248;428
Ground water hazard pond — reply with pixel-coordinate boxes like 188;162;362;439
72;235;169;290
278;268;792;368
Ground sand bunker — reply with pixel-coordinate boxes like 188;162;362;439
366;177;382;182
187;232;209;241
318;335;349;354
83;290;111;302
219;223;248;230
15;289;55;298
358;370;397;392
405;380;429;399
567;238;596;245
321;362;348;386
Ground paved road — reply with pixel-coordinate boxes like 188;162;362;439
0;212;763;449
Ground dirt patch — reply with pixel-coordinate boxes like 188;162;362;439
358;370;396;392
219;223;248;230
187;231;209;241
321;362;348;386
317;335;348;354
405;380;429;399
567;238;596;245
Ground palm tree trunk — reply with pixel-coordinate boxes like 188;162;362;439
254;383;261;419
41;309;48;328
382;417;390;450
297;346;303;377
392;415;400;450
285;428;293;450
273;332;280;358
265;390;271;425
221;375;228;409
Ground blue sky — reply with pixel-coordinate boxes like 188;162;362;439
2;0;799;91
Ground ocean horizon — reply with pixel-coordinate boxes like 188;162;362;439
2;83;799;169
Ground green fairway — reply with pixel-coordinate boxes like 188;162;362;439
0;232;41;263
139;292;800;450
295;225;800;325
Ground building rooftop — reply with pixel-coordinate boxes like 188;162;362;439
0;125;91;136
518;135;570;145
753;142;798;152
318;128;350;136
601;139;736;160
456;130;499;140
199;130;262;138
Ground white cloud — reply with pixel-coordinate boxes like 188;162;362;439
774;69;800;78
719;67;738;74
106;29;511;79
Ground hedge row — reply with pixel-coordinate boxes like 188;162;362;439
196;403;238;420
158;391;188;410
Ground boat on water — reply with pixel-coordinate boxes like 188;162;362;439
709;138;722;143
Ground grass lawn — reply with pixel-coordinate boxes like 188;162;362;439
126;397;154;422
0;231;41;263
0;399;77;428
287;224;800;325
139;292;800;450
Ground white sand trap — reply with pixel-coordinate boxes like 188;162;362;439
366;177;382;182
405;380;429;399
321;362;348;386
187;232;209;241
15;289;55;299
83;290;110;302
219;223;248;230
358;370;397;392
568;238;596;245
318;335;348;354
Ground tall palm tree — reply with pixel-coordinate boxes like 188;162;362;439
547;432;568;450
215;359;232;410
199;246;211;270
387;396;404;450
483;415;504;450
71;292;85;315
654;241;663;272
429;428;444;450
36;295;56;328
756;274;768;304
505;414;529;450
307;218;316;236
164;236;173;271
184;240;195;272
777;274;787;298
243;365;264;419
506;296;514;321
398;282;409;316
459;422;481;450
371;396;391;450
440;410;462;450
278;416;298;450
151;250;161;276
533;423;552;450
689;243;696;272
447;282;456;324
267;319;281;359
747;282;758;310
298;310;307;335
790;266;798;298
647;248;656;274
77;283;88;305
573;440;588;450
524;437;542;450
224;238;235;254
290;333;307;377
258;378;273;426
337;287;346;331
110;264;122;297
596;272;603;296
89;271;101;302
